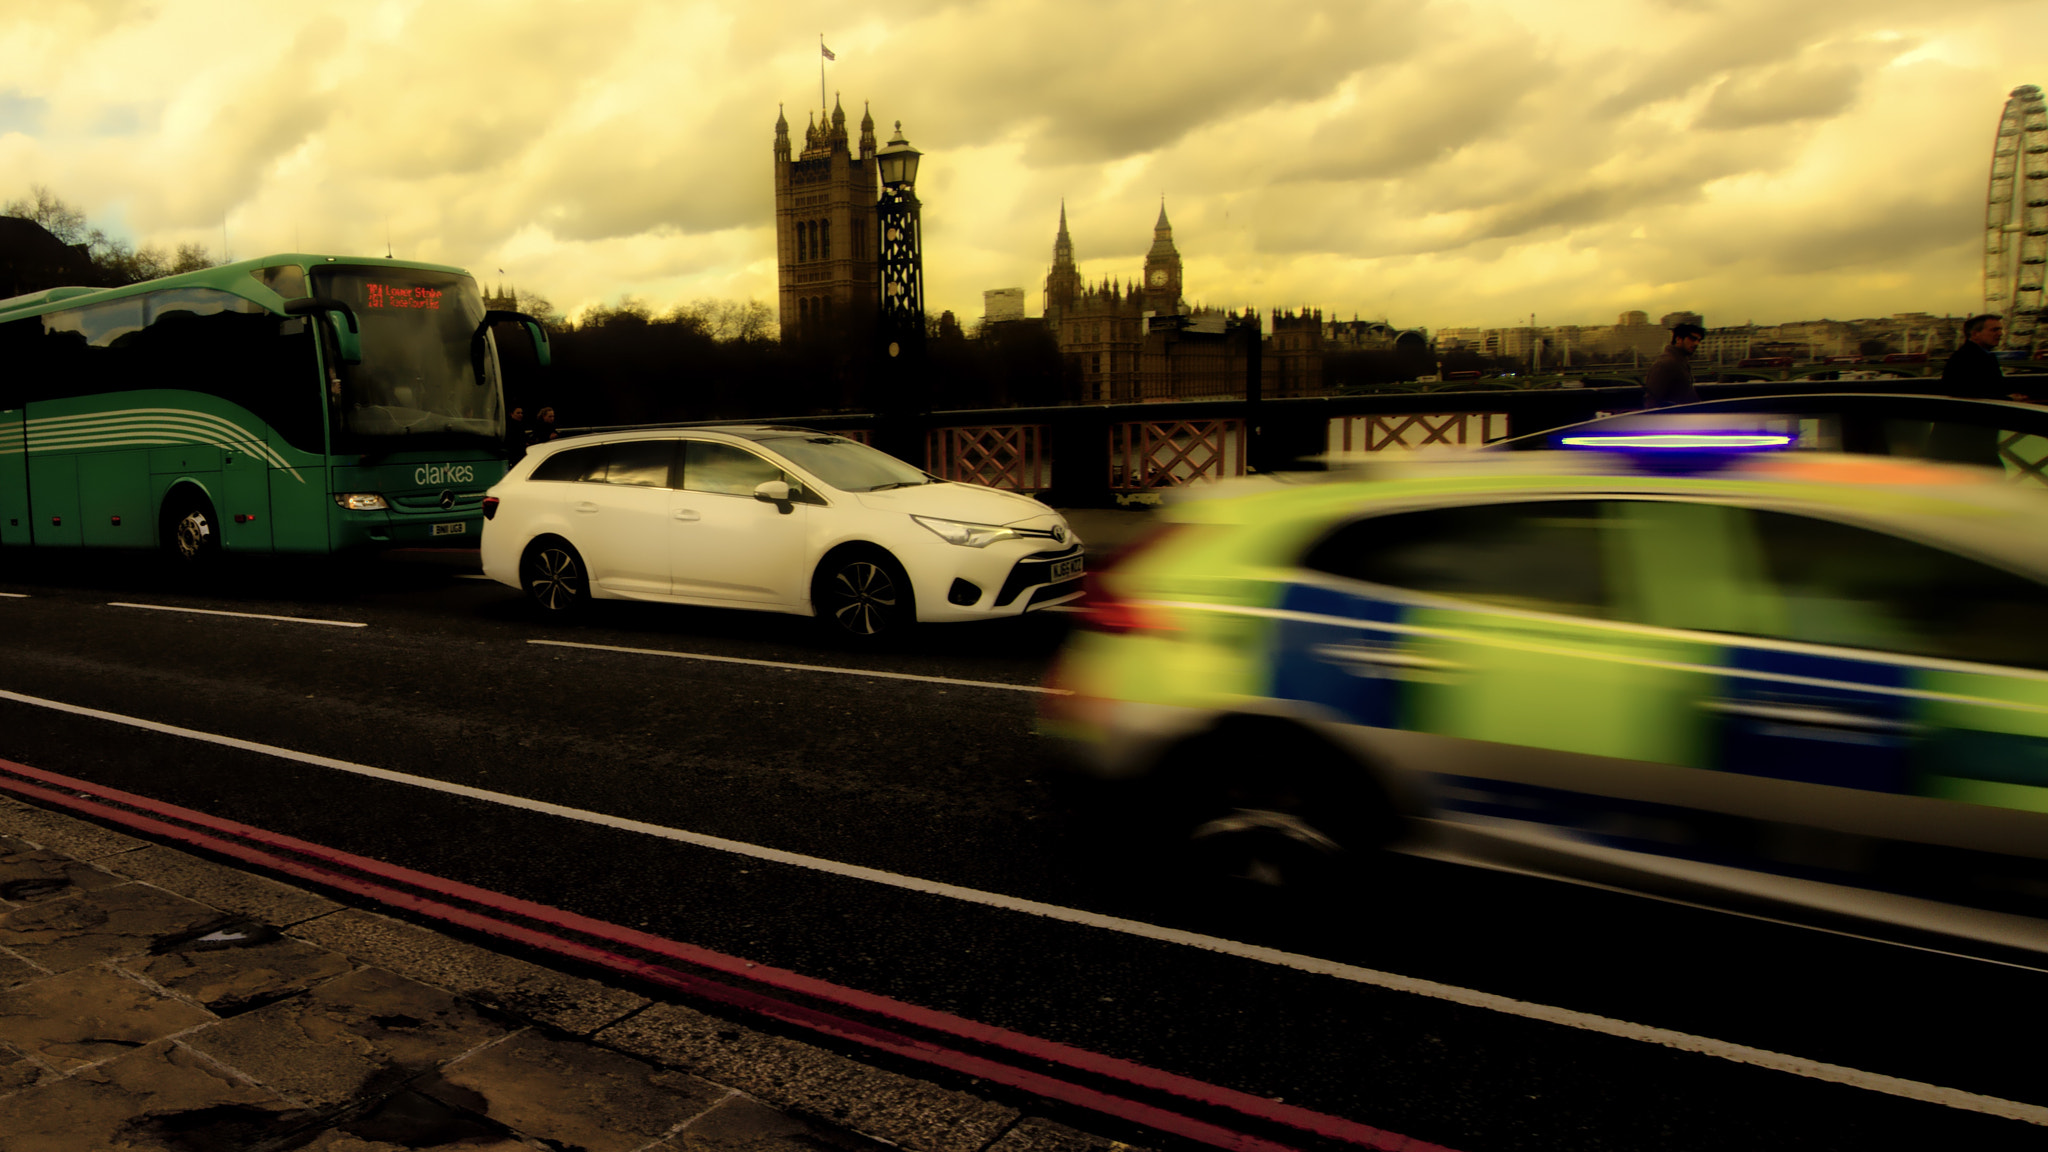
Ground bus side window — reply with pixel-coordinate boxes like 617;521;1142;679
129;289;325;454
0;318;39;408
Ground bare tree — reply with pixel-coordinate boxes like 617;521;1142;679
3;185;217;285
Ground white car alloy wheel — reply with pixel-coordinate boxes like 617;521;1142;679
522;541;587;614
822;556;905;637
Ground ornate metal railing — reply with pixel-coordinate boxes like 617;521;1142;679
926;424;1048;490
1111;419;1246;490
1328;411;1511;454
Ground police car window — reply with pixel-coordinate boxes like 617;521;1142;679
529;444;608;483
683;441;784;497
603;439;676;488
1746;510;2048;669
1303;500;1611;618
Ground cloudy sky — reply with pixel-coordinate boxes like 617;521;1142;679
1;0;2041;330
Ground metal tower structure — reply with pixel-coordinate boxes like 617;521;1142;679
1986;84;2047;353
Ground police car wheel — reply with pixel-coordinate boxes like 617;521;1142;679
521;539;588;615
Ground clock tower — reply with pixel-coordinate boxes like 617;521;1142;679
1140;201;1182;314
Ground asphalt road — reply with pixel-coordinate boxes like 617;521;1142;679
0;547;2042;1151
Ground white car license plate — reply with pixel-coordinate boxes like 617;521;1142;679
1049;555;1084;581
432;522;466;537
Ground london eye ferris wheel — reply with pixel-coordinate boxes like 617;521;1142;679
1986;84;2047;353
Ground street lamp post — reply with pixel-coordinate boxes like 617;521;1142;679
874;122;926;459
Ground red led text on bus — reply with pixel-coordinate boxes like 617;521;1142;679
365;283;442;311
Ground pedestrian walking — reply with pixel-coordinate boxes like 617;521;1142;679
507;406;529;460
1644;323;1705;408
1940;315;2024;401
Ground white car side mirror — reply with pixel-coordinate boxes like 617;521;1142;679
754;480;792;503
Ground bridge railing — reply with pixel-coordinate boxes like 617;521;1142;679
689;377;1937;506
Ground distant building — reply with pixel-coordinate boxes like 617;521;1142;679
772;96;881;342
982;287;1024;325
1041;203;1326;402
0;217;102;301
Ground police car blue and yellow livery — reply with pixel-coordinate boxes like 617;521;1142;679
1045;444;2048;951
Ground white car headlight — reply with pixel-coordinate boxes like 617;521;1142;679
911;515;1019;548
334;493;390;510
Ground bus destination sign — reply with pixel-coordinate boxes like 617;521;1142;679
365;283;442;310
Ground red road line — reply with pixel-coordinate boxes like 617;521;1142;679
0;758;1458;1152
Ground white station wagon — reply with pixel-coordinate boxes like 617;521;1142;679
480;425;1085;638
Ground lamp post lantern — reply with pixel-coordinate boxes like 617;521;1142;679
874;122;927;459
875;121;925;363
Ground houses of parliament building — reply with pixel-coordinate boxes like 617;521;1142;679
771;100;1326;401
1042;203;1325;403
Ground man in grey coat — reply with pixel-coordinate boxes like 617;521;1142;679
1644;323;1706;408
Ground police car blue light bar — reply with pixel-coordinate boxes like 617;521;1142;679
1559;433;1796;450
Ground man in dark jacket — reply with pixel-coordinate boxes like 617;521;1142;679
1941;314;2018;400
1644;323;1705;407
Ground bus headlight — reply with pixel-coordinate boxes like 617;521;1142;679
334;493;389;510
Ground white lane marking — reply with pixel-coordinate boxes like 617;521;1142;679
529;639;1064;695
0;684;2042;1128
0;593;26;599
108;603;367;629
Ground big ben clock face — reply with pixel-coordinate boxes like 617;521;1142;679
1148;269;1168;287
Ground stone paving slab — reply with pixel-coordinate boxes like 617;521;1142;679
122;923;354;1016
0;802;150;861
0;963;215;1072
292;906;650;1035
292;1087;544;1150
426;1028;729;1151
664;1093;901;1152
108;843;345;926
180;965;513;1110
0;798;1149;1152
600;1002;1022;1152
0;1038;308;1152
0;836;125;908
0;951;41;994
0;883;223;973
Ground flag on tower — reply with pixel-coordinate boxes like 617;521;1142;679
821;41;835;60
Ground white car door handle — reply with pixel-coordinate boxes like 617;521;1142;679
573;501;599;514
674;509;701;521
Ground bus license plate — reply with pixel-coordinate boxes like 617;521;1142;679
1050;555;1083;581
432;522;466;537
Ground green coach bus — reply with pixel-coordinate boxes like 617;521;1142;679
0;254;549;566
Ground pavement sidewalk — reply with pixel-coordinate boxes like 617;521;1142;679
0;793;1140;1152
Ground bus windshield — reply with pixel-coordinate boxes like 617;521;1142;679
312;266;503;448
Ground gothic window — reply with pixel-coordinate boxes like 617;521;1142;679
822;219;831;260
797;223;809;262
1091;353;1101;375
798;297;810;330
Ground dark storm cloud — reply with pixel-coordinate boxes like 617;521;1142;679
1280;46;1553;183
1758;193;1979;274
882;0;1421;162
0;91;46;136
1694;60;1865;130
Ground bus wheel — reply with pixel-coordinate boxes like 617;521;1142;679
520;538;587;616
161;494;222;568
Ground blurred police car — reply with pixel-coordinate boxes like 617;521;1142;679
1042;437;2048;952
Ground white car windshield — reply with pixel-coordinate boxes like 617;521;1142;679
764;435;934;492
